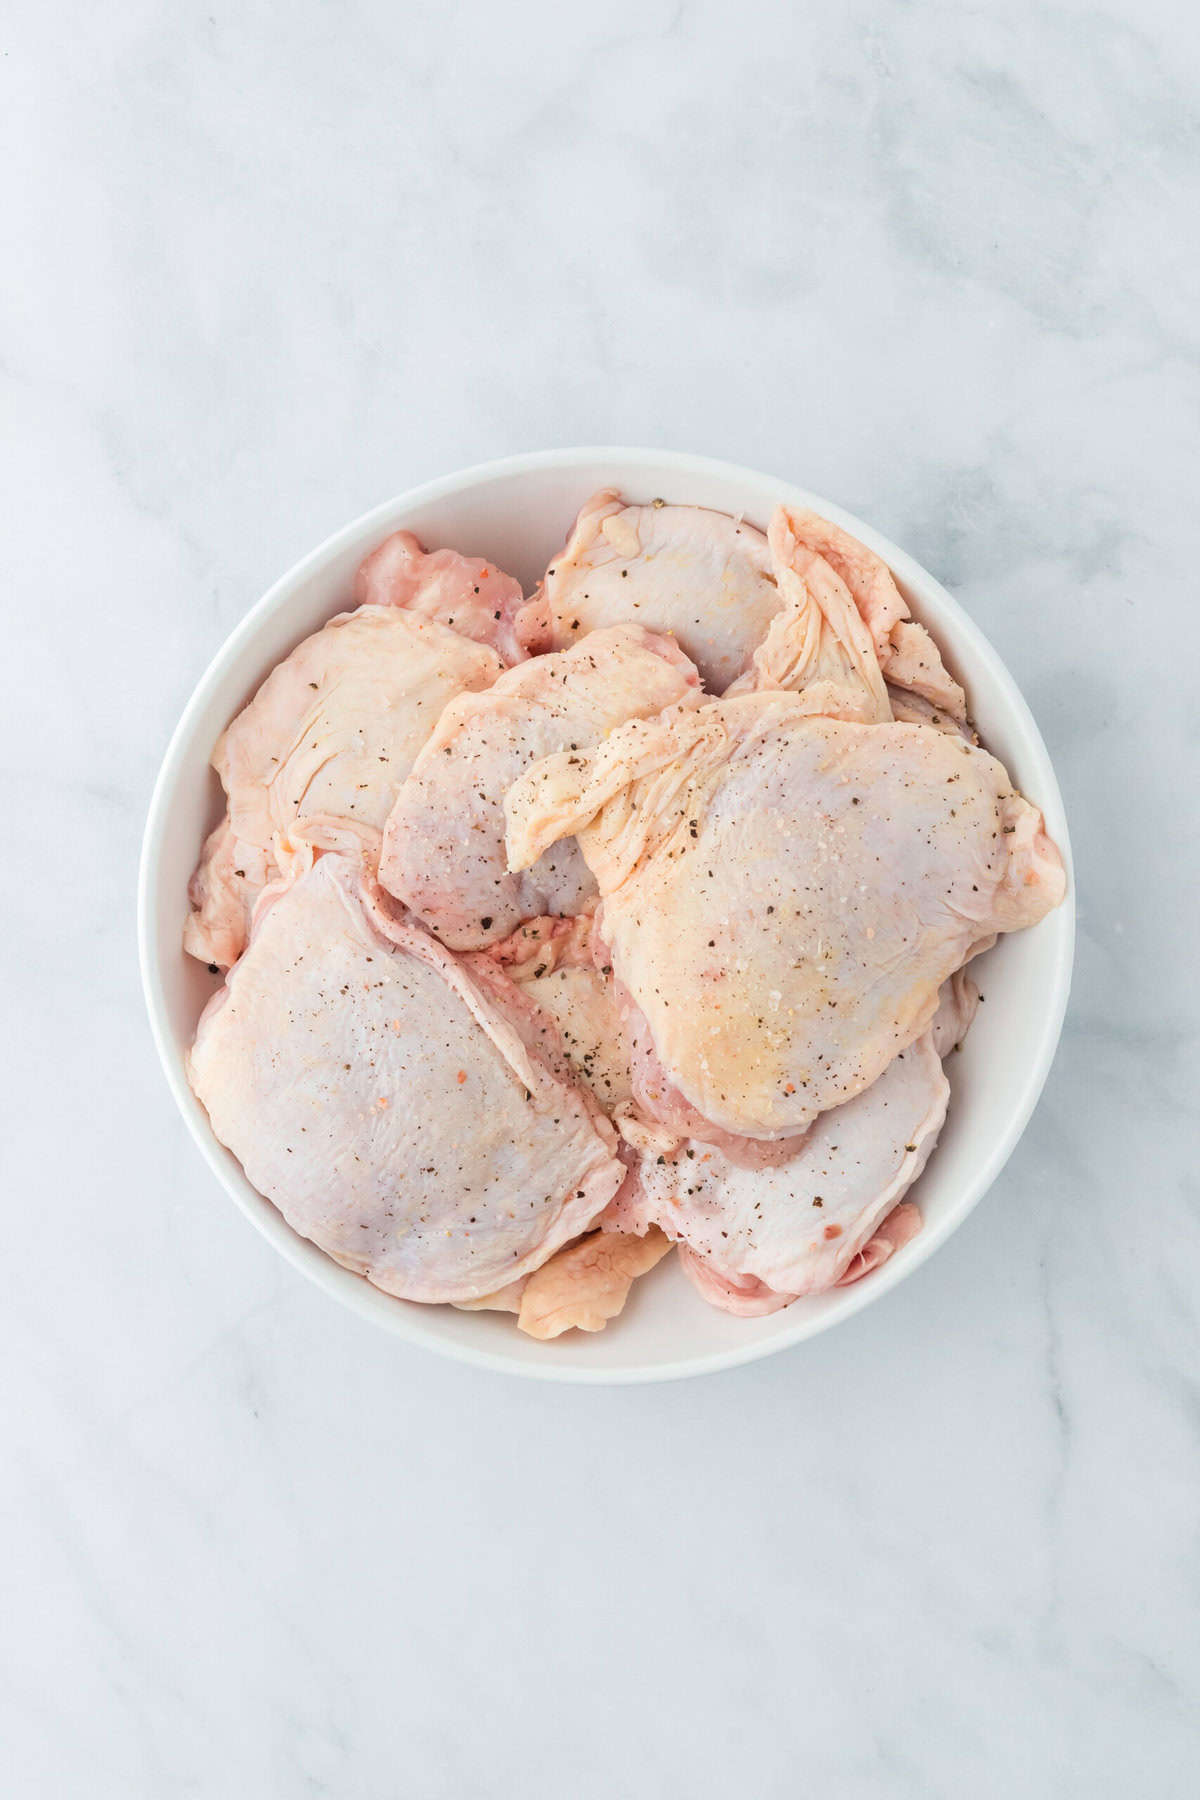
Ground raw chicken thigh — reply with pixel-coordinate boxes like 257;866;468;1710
507;695;1065;1140
185;607;500;967
354;529;527;665
379;624;700;950
615;1031;949;1311
187;845;624;1303
516;491;782;692
781;508;967;721
218;608;500;849
605;969;978;1316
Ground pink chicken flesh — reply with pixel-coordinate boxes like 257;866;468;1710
354;529;527;665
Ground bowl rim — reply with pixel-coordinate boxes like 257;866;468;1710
138;446;1075;1383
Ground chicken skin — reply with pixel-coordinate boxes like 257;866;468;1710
615;1032;947;1310
453;1226;672;1337
183;820;272;971
491;914;635;1111
187;846;624;1304
779;508;967;721
732;507;893;722
379;625;699;951
354;529;527;665
184;607;501;968
506;696;1065;1141
604;972;977;1315
516;490;782;692
516;1227;672;1338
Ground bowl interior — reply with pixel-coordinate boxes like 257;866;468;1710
140;449;1073;1382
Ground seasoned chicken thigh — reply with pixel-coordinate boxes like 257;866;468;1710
677;1205;925;1314
218;608;500;848
354;529;526;664
379;625;699;950
187;848;624;1303
184;608;500;967
614;1031;949;1309
607;969;978;1316
507;696;1065;1140
516;490;782;692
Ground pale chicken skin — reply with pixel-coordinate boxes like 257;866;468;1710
610;972;979;1315
218;607;501;849
185;608;500;967
517;1227;672;1338
516;490;783;692
733;506;968;730
782;508;967;721
379;625;700;951
930;965;981;1057
610;1035;947;1300
183;820;271;970
187;849;624;1303
453;1227;672;1337
732;507;893;723
515;965;633;1111
495;916;635;1111
354;529;527;664
677;1204;924;1314
507;696;1065;1141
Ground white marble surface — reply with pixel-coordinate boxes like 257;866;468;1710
5;1;1199;1792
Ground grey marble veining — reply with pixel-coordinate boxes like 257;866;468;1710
4;1;1199;1794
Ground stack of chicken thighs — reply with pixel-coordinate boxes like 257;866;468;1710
186;491;1065;1340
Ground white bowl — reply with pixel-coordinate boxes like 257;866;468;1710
139;449;1074;1383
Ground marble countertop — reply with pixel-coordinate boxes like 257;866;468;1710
6;2;1198;1793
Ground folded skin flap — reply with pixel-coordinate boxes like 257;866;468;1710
379;624;700;951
